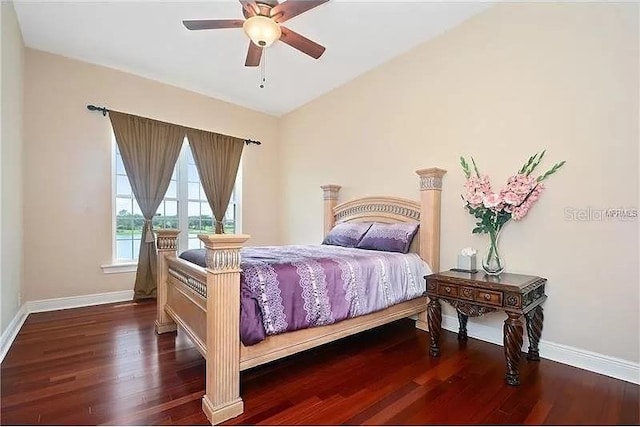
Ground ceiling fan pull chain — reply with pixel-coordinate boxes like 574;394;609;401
259;48;267;89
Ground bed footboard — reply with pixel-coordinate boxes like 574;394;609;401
155;231;250;425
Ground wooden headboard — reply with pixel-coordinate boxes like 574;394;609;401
321;168;446;272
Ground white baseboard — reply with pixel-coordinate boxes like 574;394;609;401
0;304;29;362
27;290;134;313
441;314;640;385
0;290;134;362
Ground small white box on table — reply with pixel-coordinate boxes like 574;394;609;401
457;247;477;272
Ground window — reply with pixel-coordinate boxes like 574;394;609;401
113;137;240;262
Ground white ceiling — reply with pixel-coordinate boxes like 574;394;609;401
14;1;490;116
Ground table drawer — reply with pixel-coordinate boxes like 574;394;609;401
438;283;459;298
476;290;503;306
459;286;475;300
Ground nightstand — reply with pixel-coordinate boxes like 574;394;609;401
425;270;547;386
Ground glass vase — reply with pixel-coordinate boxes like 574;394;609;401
482;229;504;275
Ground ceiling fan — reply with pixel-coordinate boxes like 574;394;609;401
183;0;329;67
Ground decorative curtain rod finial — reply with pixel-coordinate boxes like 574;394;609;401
244;139;262;146
87;104;109;116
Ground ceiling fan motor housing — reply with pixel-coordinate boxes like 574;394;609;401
243;15;282;48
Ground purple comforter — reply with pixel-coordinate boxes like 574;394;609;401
180;245;430;346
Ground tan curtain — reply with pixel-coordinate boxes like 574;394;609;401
186;129;244;233
110;111;185;299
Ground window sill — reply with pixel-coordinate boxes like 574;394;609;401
101;262;137;275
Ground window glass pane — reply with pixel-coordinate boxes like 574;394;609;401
116;197;132;216
188;201;200;217
116;230;132;241
187;147;195;164
188;237;200;249
116;197;134;243
116;217;133;238
130;199;144;233
116;155;126;175
188;182;200;200
166;181;177;198
133;239;141;258
188;164;199;182
152;216;164;229
116;239;134;260
189;218;201;233
116;175;132;196
133;199;143;216
153;202;163;229
201;217;213;233
201;202;212;217
153;202;169;230
155;201;165;216
165;200;177;217
225;203;235;221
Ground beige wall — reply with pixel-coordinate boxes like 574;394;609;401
1;2;25;334
23;49;280;302
280;3;639;362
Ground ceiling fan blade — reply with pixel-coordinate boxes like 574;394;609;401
239;0;259;18
271;0;329;23
245;42;263;67
183;19;245;30
280;26;325;59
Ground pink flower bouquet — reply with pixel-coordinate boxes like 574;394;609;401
460;151;565;274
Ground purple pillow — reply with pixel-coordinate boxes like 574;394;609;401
322;222;372;248
356;222;419;253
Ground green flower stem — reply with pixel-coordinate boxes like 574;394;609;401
485;222;503;272
487;228;497;261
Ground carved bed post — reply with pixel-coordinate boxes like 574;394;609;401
416;168;446;271
321;185;341;236
198;233;250;426
415;168;446;332
155;229;180;334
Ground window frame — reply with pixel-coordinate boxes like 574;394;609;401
103;137;242;272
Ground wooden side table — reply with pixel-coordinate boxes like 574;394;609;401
425;270;547;386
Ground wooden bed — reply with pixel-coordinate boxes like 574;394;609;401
154;167;446;425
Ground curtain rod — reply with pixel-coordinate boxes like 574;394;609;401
86;104;262;146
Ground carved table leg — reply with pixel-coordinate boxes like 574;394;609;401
457;310;468;342
427;298;442;357
525;305;544;361
503;312;524;386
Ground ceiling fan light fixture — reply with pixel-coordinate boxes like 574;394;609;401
243;15;281;48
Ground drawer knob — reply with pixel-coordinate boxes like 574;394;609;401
445;286;451;293
484;294;491;301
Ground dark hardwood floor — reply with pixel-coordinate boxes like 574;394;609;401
1;300;637;425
